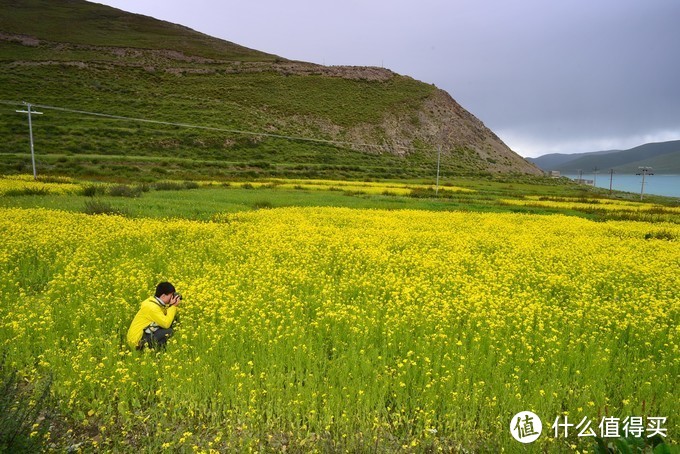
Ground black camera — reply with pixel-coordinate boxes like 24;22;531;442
174;292;183;301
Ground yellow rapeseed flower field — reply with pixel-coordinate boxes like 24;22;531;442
0;205;677;451
226;178;475;196
502;195;680;213
0;175;80;195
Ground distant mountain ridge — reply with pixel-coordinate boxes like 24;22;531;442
527;150;618;170
0;0;541;180
528;141;680;174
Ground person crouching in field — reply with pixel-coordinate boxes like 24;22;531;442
127;282;181;351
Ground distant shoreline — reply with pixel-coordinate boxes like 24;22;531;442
562;173;680;198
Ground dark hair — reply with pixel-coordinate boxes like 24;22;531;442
155;282;176;297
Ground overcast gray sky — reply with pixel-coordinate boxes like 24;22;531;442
93;0;680;157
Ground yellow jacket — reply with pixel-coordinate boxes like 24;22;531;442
126;296;177;349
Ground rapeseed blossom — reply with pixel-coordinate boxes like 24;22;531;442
501;195;680;215
0;205;677;451
0;175;80;195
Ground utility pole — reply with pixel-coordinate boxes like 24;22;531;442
435;145;441;195
636;166;653;201
577;169;583;184
608;169;615;195
15;102;43;180
592;167;599;186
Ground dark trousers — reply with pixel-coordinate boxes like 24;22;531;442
138;327;174;350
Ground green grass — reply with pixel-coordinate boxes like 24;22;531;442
0;185;489;220
0;62;434;130
0;57;447;180
1;176;676;223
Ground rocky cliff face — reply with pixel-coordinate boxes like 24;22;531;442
354;87;542;174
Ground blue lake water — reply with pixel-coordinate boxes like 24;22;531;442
562;174;680;198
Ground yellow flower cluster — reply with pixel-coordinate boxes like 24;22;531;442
0;175;80;195
501;195;680;214
0;206;677;450
226;178;474;195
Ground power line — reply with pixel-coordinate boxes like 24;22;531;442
0;99;430;154
3;99;448;186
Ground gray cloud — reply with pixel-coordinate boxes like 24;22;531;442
94;0;680;157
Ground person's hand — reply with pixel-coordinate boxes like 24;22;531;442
170;293;181;306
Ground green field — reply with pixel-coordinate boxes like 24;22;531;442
0;174;677;222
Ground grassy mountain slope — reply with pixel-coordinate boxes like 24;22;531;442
0;0;541;181
531;141;680;174
613;149;680;174
0;0;279;60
